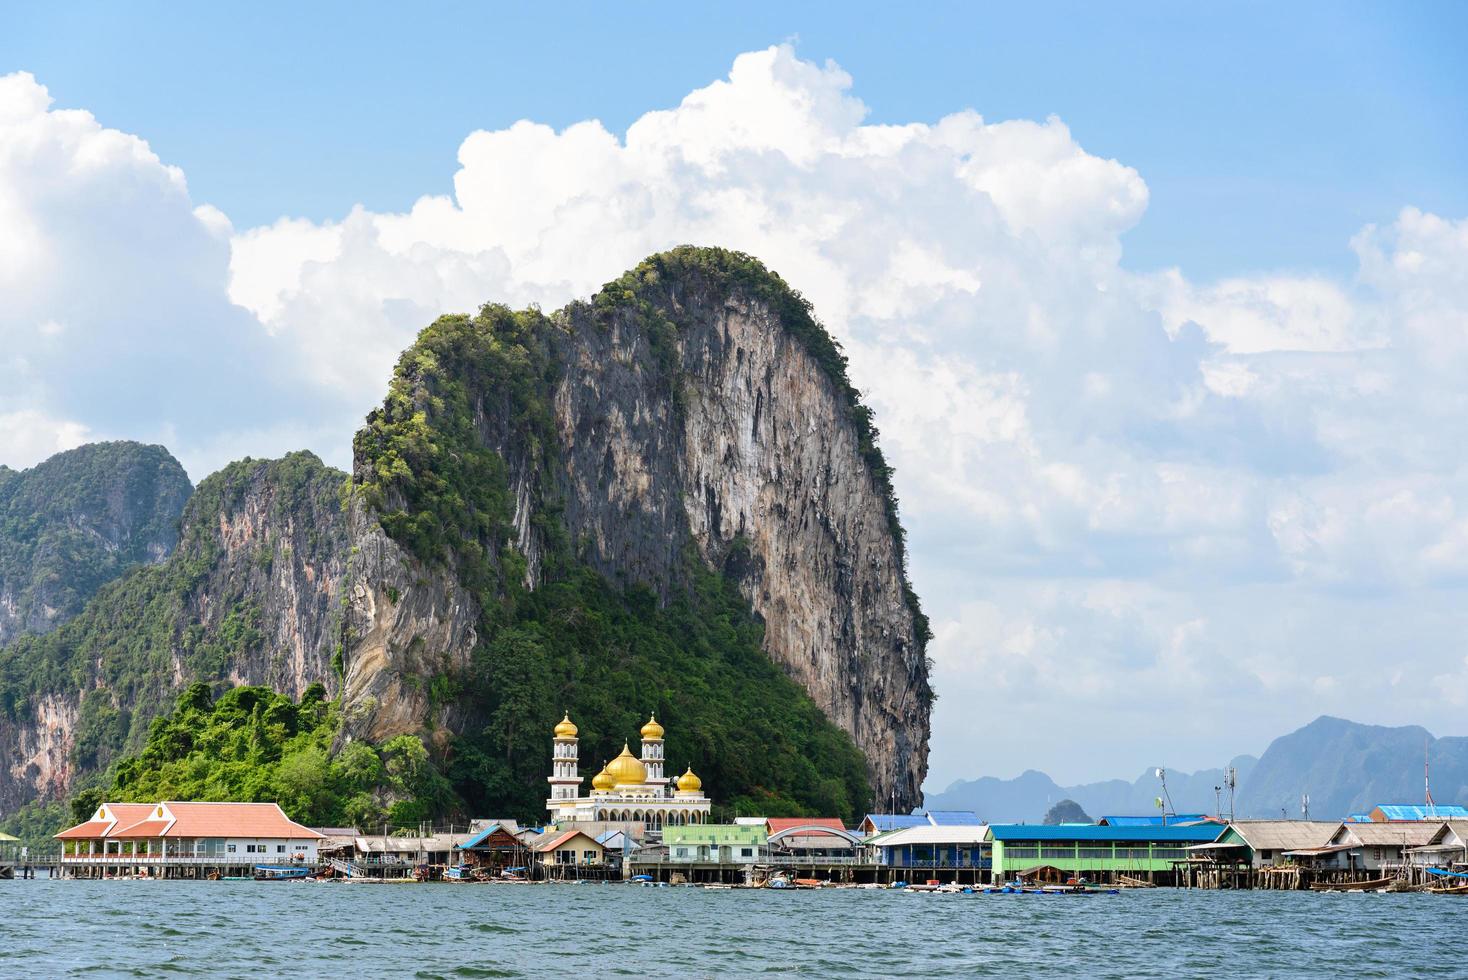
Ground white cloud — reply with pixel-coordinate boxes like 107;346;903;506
4;49;1468;788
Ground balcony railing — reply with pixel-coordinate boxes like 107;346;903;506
60;854;311;865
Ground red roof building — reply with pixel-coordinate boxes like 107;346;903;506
55;802;325;873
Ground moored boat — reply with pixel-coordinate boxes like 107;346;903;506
253;864;312;881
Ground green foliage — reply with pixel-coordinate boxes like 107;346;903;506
451;563;873;824
0;441;192;639
351;306;559;594
0;799;69;853
96;682;416;827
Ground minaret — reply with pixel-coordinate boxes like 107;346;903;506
547;713;582;804
639;713;667;795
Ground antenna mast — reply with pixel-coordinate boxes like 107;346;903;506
1155;768;1175;825
1225;766;1237;823
1426;735;1435;817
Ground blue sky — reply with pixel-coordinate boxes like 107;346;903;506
6;1;1465;279
4;3;1468;790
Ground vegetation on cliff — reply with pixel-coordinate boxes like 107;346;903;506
0;441;192;642
351;251;890;822
0;452;345;777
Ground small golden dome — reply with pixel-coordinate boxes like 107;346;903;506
677;766;703;793
591;767;615;792
640;713;664;740
604;744;648;787
553;713;578;739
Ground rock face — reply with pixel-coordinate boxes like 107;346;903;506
0;452;349;811
0;442;192;646
339;499;478;746
346;249;933;808
551;289;930;807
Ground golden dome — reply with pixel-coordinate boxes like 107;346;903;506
640;713;664;740
553;713;578;738
591;767;615;792
604;744;647;787
677;766;703;793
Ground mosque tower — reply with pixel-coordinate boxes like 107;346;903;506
548;713;582;803
639;714;667;796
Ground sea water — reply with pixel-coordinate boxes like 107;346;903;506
2;878;1463;978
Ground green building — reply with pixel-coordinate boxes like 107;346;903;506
664;824;768;864
987;823;1222;883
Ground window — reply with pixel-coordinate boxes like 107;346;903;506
277;845;286;853
740;848;753;858
583;850;597;863
1373;848;1383;861
227;844;236;853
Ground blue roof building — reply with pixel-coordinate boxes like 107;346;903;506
987;823;1223;883
1370;804;1468;822
925;811;984;826
859;814;929;835
1097;814;1209;827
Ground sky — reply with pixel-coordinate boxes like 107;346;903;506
3;2;1467;791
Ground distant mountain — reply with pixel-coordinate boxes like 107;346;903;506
926;757;1257;822
0;442;192;646
1236;716;1468;819
928;715;1468;822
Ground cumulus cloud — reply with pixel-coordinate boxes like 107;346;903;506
3;48;1467;786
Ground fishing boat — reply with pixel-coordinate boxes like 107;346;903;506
253;864;311;881
443;865;474;882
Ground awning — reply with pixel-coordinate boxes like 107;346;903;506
1187;842;1248;851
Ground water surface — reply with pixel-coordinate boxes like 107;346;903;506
3;879;1463;978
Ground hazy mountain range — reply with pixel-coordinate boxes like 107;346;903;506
926;715;1468;822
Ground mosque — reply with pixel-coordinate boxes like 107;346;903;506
547;713;711;828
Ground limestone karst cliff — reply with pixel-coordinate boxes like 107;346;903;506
0;452;348;812
0;247;932;820
0;442;192;646
347;247;932;810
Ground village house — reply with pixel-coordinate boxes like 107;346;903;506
1191;821;1338;869
1367;803;1468;822
530;829;605;872
766;817;862;861
1288;821;1440;874
987;823;1222;884
864;824;990;872
1409;820;1468;871
55;802;323;877
665;823;767;864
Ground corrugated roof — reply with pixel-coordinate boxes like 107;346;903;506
1338;822;1439;847
925;811;983;826
458;822;524;850
1372;804;1468;821
530;829;602;853
862;814;928;832
988;824;1221;843
1098;814;1208;827
868;825;990;847
1223;821;1338;852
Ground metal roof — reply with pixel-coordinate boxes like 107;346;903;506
1337;822;1439;847
1098;814;1208;827
1371;804;1468;821
867;825;990;847
925;811;983;826
862;814;928;832
1220;821;1338;852
988;824;1222;843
